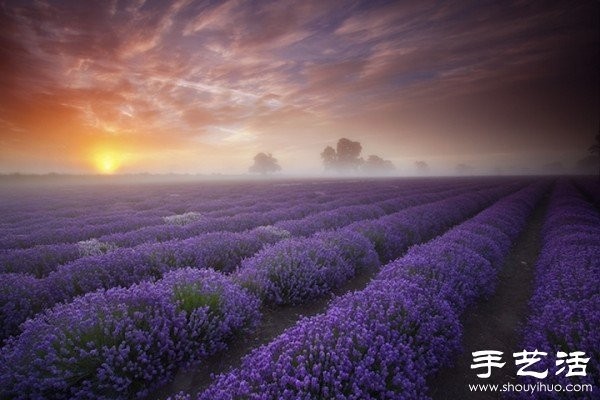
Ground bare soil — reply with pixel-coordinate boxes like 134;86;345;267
428;196;548;400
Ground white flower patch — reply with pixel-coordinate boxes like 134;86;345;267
77;239;117;257
163;211;203;226
255;225;291;239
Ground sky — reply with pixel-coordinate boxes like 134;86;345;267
0;0;598;175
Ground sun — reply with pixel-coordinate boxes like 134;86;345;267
93;151;122;174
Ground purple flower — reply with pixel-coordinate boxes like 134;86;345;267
516;181;599;398
0;268;260;399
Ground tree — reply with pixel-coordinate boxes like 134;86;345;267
249;153;281;175
589;131;600;179
415;160;429;173
320;138;396;175
321;146;337;171
336;138;362;170
363;155;395;175
320;138;363;172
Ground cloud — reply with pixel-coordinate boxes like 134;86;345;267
0;0;597;173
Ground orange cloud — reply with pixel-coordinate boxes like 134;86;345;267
0;0;597;174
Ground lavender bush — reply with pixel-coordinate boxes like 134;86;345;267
194;182;547;400
515;182;599;398
0;181;473;277
233;185;517;307
200;279;454;400
0;268;260;399
0;178;538;399
0;180;402;250
234;231;378;305
0;243;81;277
0;183;501;341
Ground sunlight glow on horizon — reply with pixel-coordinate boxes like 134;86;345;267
93;149;123;175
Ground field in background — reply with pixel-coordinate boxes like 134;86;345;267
0;177;597;400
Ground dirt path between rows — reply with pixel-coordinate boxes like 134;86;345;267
428;195;549;400
149;265;378;400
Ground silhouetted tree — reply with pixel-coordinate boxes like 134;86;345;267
249;153;281;175
589;131;600;179
336;138;362;170
320;138;397;175
363;155;395;174
320;138;363;172
415;160;429;173
321;146;337;171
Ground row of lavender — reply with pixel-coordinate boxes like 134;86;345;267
0;184;522;398
0;268;261;400
91;181;459;249
0;180;456;275
0;180;355;228
186;182;547;400
234;184;519;307
0;183;282;245
516;181;599;398
0;182;499;340
0;180;413;249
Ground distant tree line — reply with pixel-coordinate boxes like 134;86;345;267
249;129;600;178
249;153;281;175
321;138;395;175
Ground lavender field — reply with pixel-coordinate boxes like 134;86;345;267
0;177;598;400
